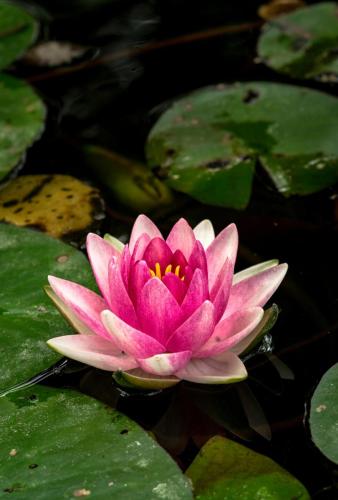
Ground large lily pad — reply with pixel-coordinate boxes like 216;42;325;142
0;1;38;71
0;223;96;391
257;3;338;82
0;74;45;182
146;82;338;207
309;363;338;464
0;175;104;239
186;436;310;499
0;385;192;499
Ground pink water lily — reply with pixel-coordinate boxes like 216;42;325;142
47;215;287;388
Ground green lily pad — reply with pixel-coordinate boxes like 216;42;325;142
0;223;96;391
257;3;338;82
146;82;338;207
0;385;192;499
0;1;38;71
309;363;338;464
0;74;45;182
186;435;310;499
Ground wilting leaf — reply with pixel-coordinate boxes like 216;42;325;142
146;82;338;207
186;436;310;499
84;145;174;213
0;386;193;499
0;74;45;182
309;363;338;464
0;1;38;70
258;3;338;82
0;223;96;391
0;174;104;239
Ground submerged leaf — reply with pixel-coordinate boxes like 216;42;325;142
186;435;310;499
0;174;104;239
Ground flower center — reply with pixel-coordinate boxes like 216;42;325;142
149;262;184;281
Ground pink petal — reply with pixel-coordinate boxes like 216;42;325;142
128;259;151;303
86;233;120;304
193;219;215;249
120;245;131;287
137;351;191;376
171;249;188;270
166;218;196;259
206;223;238;291
196;307;264;358
188;240;208;277
162;273;187;303
176;351;247;384
224;263;288;318
130;233;151;263
233;259;279;285
101;310;165;358
143;237;172;269
47;334;138;371
108;259;138;328
136;278;182;344
129;214;163;253
166;301;215;353
211;259;233;323
181;268;209;319
48;276;110;339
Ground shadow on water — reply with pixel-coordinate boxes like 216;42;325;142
10;0;338;497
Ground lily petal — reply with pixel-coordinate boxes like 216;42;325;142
119;368;179;389
143;237;172;269
86;233;120;304
233;259;279;285
188;240;208;277
176;351;247;384
108;259;138;327
48;276;110;339
47;334;138;371
104;234;125;253
101;310;165;358
166;218;196;259
181;268;209;319
129;214;163;253
162;273;187;303
206;223;238;291
138;351;191;376
166;301;215;353
211;258;233;323
137;277;182;344
193;219;215;249
128;259;151;303
196;307;264;358
224;263;288;318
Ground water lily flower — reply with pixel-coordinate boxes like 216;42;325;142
46;215;287;388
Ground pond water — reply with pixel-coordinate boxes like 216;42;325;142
9;0;338;497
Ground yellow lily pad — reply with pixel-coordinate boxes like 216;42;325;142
0;174;104;238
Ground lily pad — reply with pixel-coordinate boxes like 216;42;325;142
257;2;338;82
146;82;338;207
309;363;338;464
0;385;192;499
0;175;104;239
0;74;45;182
186;435;310;499
0;1;38;70
0;223;96;391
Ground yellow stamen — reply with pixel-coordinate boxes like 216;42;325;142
174;265;181;277
155;262;162;279
149;269;155;278
165;264;172;275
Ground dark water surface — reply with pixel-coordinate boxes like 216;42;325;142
13;0;338;497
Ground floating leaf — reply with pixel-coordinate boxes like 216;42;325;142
84;145;174;213
0;223;96;391
0;385;192;499
258;3;338;82
309;363;338;464
0;74;45;182
0;2;38;70
146;82;338;207
186;435;310;499
0;174;104;239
